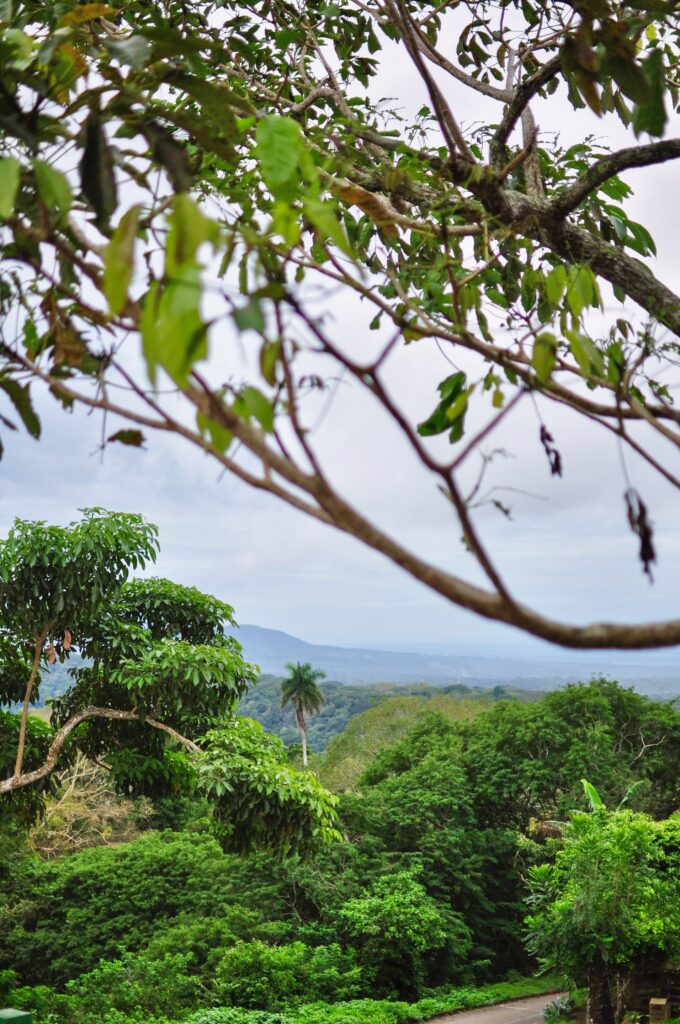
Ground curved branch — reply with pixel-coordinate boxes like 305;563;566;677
551;139;680;216
1;707;202;795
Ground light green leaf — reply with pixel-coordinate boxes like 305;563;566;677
581;778;605;811
566;265;597;318
196;410;232;453
103;204;141;316
234;386;274;432
532;333;557;382
565;329;604;376
545;265;567;305
303;197;354;257
0;157;21;219
255;116;302;195
166;194;216;276
33;159;73;219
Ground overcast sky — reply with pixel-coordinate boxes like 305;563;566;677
1;28;679;667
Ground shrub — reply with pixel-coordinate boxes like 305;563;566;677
0;831;241;986
185;1011;290;1024
214;940;362;1009
65;952;202;1021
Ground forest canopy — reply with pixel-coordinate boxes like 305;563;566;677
0;0;678;649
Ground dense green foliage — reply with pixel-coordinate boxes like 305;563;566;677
0;512;340;853
526;806;680;1024
3;678;680;1024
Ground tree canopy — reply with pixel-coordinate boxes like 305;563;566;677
526;803;680;1024
0;0;678;649
0;510;340;854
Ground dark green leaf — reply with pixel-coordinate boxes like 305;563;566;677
80;110;118;229
107;429;146;447
0;378;41;438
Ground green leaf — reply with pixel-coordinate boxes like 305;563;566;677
581;778;605;811
169;72;255;120
196;410;232;453
532;333;557;382
103;204;141;316
418;372;468;438
234;386;274;432
633;49;667;138
303;197;353;257
107;429;146;447
565;329;604;376
0;157;21;218
0;378;41;438
33;160;73;219
545;265;567;306
104;35;152;68
566;265;597;318
233;299;265;334
165;194;216;277
259;340;281;386
256;116;303;196
605;55;651;104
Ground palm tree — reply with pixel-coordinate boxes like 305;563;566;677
280;662;325;767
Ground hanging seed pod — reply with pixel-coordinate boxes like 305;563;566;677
63;629;72;651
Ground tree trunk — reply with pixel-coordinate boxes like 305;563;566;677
296;707;308;766
588;954;616;1024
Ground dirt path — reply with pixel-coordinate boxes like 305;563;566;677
429;992;564;1024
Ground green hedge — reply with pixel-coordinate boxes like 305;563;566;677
6;971;561;1024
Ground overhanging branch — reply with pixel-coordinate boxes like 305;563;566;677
1;706;202;796
551;139;680;216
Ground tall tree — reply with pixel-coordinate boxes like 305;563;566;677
0;0;679;649
0;512;339;854
526;803;680;1024
281;662;326;766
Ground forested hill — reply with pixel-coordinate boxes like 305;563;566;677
232;624;680;695
237;676;518;753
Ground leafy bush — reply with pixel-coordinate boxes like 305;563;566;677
186;1011;291;1024
338;871;469;998
287;1001;416;1024
65;952;202;1021
214;940;362;1009
0;831;243;985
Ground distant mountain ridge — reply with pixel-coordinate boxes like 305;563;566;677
231;624;680;696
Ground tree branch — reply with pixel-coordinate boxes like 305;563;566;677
490;54;562;169
1;707;202;795
13;625;49;780
551;139;680;217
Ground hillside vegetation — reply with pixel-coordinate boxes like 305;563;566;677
317;694;486;791
3;679;680;1024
